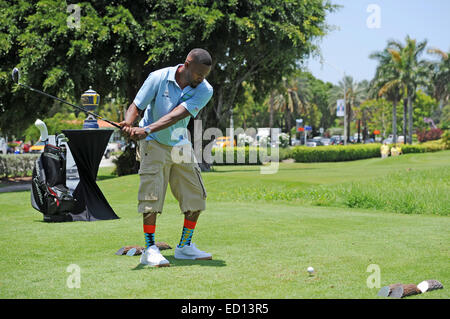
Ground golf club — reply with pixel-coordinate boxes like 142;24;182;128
11;68;122;129
34;119;49;144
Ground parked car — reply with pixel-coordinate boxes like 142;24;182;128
104;143;118;159
313;136;331;146
330;136;344;145
30;140;46;153
306;139;323;147
384;135;404;144
66;164;79;180
0;137;7;154
212;136;236;149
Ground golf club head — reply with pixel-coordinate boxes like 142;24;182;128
389;286;404;298
34;119;48;142
126;248;137;256
11;68;20;83
377;286;391;297
56;133;68;145
115;247;125;256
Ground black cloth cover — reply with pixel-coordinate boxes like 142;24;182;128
62;129;119;221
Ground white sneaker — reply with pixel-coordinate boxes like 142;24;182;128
174;243;212;260
140;245;170;267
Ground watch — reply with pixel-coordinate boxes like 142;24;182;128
144;126;152;136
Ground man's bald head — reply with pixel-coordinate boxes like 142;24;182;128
186;48;212;66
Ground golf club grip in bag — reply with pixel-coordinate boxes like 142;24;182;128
31;143;78;221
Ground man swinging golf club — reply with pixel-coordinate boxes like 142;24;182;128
120;48;213;267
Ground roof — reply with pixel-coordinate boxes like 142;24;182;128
98;119;119;129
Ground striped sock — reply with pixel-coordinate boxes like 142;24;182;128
177;219;196;248
143;224;156;249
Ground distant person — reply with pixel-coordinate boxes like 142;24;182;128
391;144;401;157
23;143;30;153
380;142;390;159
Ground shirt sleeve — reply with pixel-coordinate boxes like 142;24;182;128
133;71;161;110
180;84;213;118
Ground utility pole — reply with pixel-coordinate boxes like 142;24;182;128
343;72;347;145
322;61;347;145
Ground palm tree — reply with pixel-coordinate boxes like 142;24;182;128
370;49;404;143
377;36;430;144
267;87;286;129
427;48;450;111
329;76;368;143
267;74;317;142
352;80;371;142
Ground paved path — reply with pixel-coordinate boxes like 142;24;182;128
0;183;31;193
1;156;116;193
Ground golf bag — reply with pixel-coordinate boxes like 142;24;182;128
31;137;78;222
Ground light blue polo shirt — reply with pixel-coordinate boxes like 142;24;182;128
133;64;213;146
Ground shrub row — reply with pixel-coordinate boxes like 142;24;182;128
211;147;270;165
400;140;446;154
208;141;448;165
0;154;40;178
290;141;447;163
290;144;381;162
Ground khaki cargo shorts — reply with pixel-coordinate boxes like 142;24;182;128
137;139;207;214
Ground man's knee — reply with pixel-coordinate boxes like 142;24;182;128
184;210;201;220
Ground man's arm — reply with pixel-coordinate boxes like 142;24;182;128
119;102;140;135
130;104;191;140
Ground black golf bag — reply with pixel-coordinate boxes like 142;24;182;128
31;137;79;222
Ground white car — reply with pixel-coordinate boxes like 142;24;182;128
104;143;117;159
0;137;6;154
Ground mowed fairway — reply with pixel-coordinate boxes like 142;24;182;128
0;151;449;298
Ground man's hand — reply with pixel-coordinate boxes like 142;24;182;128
120;103;140;137
129;127;148;140
119;121;133;136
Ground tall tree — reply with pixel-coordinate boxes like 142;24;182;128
370;48;404;143
0;0;337;137
379;36;430;144
427;48;450;112
328;76;368;142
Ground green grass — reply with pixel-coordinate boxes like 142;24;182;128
0;151;449;298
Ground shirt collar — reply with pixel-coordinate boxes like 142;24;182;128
168;64;184;83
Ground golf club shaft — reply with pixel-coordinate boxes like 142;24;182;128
16;82;121;129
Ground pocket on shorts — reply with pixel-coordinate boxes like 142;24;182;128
193;165;207;199
138;165;161;201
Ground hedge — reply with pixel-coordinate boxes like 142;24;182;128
290;144;381;163
400;140;446;154
0;154;40;178
211;147;270;165
208;141;448;165
290;141;447;163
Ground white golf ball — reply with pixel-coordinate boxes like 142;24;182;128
307;266;314;273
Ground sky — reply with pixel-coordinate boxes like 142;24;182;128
305;0;450;85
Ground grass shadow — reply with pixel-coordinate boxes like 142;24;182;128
96;174;119;181
131;257;226;270
0;188;31;194
210;167;320;174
